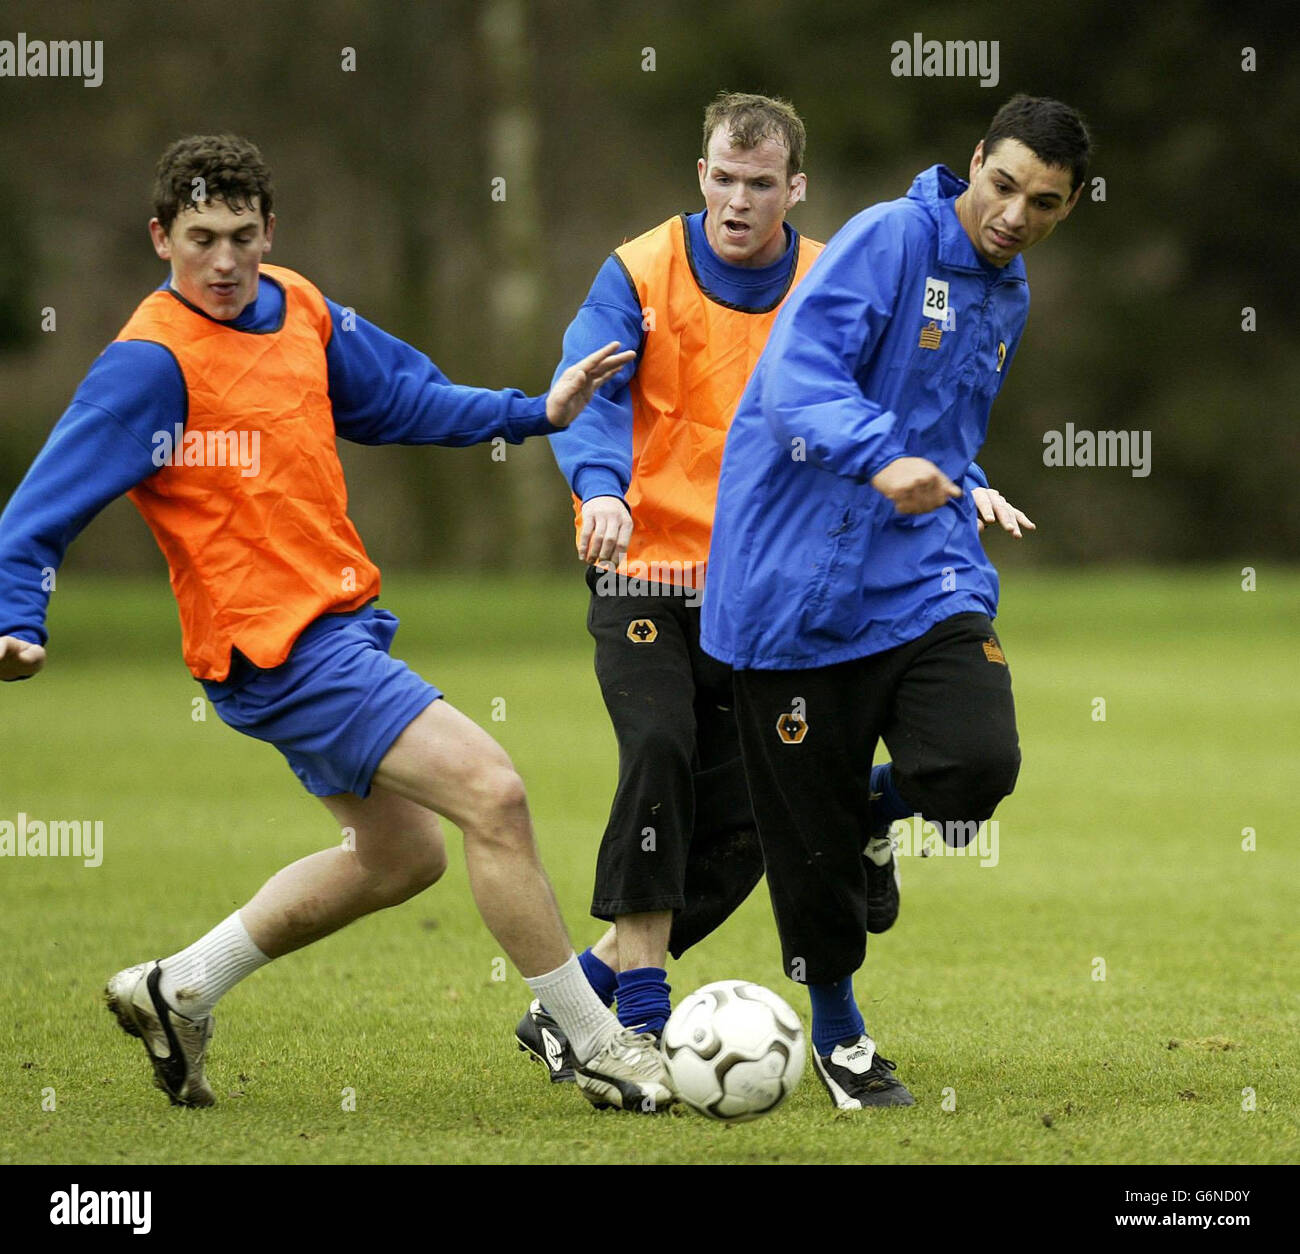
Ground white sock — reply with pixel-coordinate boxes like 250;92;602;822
157;911;269;1019
526;953;621;1063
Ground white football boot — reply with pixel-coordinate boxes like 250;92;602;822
105;960;215;1107
574;1026;675;1113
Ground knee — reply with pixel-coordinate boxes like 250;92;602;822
905;744;1021;826
973;743;1021;810
409;841;448;893
370;838;447;906
458;758;531;839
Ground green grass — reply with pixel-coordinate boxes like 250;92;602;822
1;569;1296;1164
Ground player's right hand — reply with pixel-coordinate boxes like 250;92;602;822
0;636;46;681
870;457;962;515
578;496;633;571
546;341;637;429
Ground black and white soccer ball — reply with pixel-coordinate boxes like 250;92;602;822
662;979;806;1122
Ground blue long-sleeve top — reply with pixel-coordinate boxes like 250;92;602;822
0;272;555;651
701;165;1026;670
549;209;987;506
549;211;804;504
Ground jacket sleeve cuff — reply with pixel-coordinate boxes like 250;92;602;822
3;628;45;646
506;396;558;442
573;467;627;503
861;439;911;484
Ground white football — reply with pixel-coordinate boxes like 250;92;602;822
662;979;806;1122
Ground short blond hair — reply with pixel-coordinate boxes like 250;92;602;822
702;92;806;179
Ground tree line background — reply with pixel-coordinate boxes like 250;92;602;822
1;0;1294;579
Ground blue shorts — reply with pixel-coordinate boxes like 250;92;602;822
201;604;441;798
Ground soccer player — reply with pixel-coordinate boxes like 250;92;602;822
701;95;1090;1108
514;94;1034;1082
0;134;673;1113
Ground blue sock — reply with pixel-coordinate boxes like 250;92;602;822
577;947;618;1007
869;762;911;835
809;976;866;1056
614;967;672;1034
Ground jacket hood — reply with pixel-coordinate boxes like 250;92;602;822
907;163;1026;281
907;162;970;210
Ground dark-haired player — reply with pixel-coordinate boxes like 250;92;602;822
702;94;1090;1109
514;93;1034;1084
0;134;672;1113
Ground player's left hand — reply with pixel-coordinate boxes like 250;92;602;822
578;496;633;571
546;341;636;429
0;635;46;681
972;486;1036;538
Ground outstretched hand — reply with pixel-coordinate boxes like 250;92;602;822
0;636;46;681
546;341;636;429
972;486;1036;539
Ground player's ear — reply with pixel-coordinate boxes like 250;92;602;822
262;212;276;251
697;157;708;195
787;172;807;208
1059;182;1083;219
149;218;171;261
969;140;986;182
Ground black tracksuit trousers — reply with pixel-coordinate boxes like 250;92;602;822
731;612;1021;985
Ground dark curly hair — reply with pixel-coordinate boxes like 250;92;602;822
152;134;273;233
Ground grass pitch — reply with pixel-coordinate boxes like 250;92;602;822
1;569;1296;1165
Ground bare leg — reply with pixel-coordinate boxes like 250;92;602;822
241;788;447;958
591;924;619;970
368;698;574;977
614;911;672;972
145;698;646;1084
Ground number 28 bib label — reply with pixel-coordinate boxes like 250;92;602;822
922;276;949;321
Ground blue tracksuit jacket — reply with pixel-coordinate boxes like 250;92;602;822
701;164;1028;670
